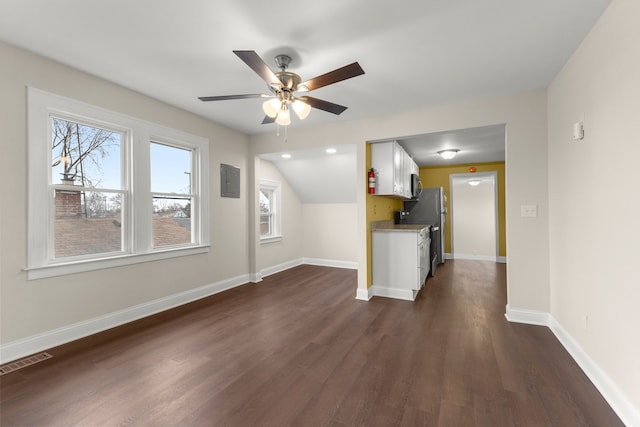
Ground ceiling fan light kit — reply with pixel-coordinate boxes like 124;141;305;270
292;99;311;120
199;50;365;128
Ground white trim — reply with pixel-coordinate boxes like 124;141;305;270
504;304;551;326
370;286;417;301
26;87;210;279
259;258;304;278
259;179;281;241
0;273;249;364
450;253;501;262
254;258;357;283
26;245;210;280
505;306;640;426
355;287;373;301
259;235;283;244
445;253;507;263
302;258;358;270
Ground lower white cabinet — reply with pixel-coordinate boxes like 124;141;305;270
371;227;430;301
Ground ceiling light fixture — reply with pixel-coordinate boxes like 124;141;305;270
264;55;312;127
438;149;459;160
281;153;292;159
275;105;291;126
468;179;481;186
326;148;337;154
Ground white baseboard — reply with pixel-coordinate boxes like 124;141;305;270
259;258;357;279
505;305;640;427
0;273;250;364
259;258;304;278
370;286;417;301
445;253;507;263
355;287;373;301
303;258;358;270
450;253;505;262
505;304;551;326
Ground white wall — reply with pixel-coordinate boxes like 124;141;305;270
250;89;550;312
302;204;357;263
255;159;304;275
547;0;640;417
451;175;497;260
0;41;250;348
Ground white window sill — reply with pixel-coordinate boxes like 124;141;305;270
260;235;282;244
26;245;210;280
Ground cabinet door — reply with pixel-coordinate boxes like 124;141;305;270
393;142;404;196
372;231;419;289
370;142;395;195
370;141;412;199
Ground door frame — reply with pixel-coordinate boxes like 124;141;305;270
449;171;499;261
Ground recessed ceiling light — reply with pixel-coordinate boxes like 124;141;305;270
281;153;291;159
326;148;337;154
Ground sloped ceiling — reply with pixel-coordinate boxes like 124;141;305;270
260;146;357;204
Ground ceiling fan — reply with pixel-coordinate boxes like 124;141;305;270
198;50;365;126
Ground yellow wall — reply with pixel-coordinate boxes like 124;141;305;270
365;144;403;287
419;162;506;257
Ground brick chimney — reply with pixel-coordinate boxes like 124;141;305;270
55;177;82;217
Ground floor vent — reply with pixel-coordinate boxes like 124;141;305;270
0;353;53;376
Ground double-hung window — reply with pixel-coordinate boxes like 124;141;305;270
259;179;281;243
27;88;209;279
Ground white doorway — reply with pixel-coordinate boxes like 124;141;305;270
449;172;498;261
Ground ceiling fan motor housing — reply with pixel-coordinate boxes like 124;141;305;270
276;71;302;91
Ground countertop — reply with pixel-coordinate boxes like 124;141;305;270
370;220;430;232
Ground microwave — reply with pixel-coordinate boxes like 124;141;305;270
411;174;422;199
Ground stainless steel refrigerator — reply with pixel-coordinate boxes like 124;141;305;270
403;187;447;268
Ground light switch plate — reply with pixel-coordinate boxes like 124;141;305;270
521;205;538;217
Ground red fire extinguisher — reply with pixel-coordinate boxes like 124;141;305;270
368;168;376;194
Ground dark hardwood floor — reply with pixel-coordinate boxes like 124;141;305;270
0;261;623;426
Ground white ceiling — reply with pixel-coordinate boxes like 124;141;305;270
0;0;612;136
395;124;506;167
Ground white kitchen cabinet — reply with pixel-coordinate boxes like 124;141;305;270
371;227;430;301
371;141;411;199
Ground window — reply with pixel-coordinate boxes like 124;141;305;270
51;117;124;258
150;142;193;248
259;179;281;243
27;88;210;279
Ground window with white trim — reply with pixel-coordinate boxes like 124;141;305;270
27;88;210;279
259;179;281;243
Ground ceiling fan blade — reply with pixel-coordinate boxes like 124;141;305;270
299;62;364;92
261;115;276;124
299;96;348;115
233;50;282;89
198;94;269;102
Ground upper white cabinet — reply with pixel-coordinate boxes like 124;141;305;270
371;141;417;199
